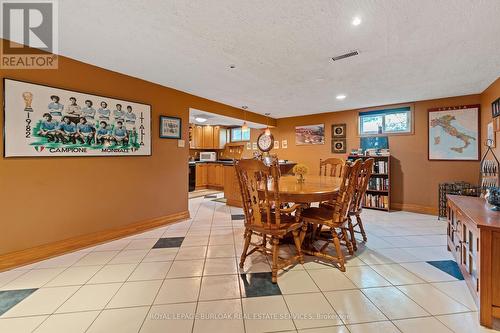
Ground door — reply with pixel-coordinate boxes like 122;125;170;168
195;125;203;149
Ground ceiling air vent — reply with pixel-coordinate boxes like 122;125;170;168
332;50;359;61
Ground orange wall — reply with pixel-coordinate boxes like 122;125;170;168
480;77;500;157
272;95;482;213
0;52;264;255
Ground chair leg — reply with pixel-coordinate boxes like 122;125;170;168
347;216;357;252
271;237;279;283
356;214;368;242
239;229;252;268
331;230;345;272
342;227;354;255
292;230;304;264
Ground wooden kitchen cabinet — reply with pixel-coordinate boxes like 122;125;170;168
202;126;214;149
194;125;203;149
215;164;224;186
195;163;207;187
207;163;217;186
189;124;228;150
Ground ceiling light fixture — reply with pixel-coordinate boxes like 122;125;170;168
195;117;207;123
336;94;347;100
352;17;362;26
264;113;271;136
241;106;248;131
229;64;236;69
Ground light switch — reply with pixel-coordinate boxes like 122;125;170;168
177;139;185;148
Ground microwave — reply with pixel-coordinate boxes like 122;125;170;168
199;151;217;162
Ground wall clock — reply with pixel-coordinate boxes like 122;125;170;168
257;132;274;152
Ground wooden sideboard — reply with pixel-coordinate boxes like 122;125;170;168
446;195;500;328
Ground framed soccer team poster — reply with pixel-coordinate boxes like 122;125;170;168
159;116;181;139
3;78;152;157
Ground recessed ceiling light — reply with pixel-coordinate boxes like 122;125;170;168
241;106;248;109
352;17;362;26
229;64;236;69
336;94;347;100
195;117;207;123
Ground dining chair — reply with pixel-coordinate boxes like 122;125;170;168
347;158;374;251
301;159;362;271
235;158;305;283
319;158;345;177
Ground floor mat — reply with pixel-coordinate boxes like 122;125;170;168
427;260;464;280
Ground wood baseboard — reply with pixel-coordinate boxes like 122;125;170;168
0;210;190;272
392;202;438;215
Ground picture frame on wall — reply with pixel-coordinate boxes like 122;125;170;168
487;122;496;148
492;98;500;118
3;78;152;157
332;123;346;138
295;124;325;145
427;105;480;161
159;116;182;139
332;138;346;153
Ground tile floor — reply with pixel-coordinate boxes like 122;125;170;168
0;194;497;333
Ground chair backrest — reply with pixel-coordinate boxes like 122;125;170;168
235;158;282;229
352;158;374;213
320;158;345;177
329;159;362;223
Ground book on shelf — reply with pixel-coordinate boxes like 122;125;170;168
368;177;389;191
363;193;389;209
372;160;388;174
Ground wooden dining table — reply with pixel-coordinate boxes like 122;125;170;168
258;175;342;203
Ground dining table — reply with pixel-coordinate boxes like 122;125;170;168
258;174;341;204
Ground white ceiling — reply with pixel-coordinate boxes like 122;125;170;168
54;1;500;117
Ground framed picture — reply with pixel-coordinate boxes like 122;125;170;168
282;139;288;149
332;138;346;153
487;122;496;148
159;116;181;139
3;78;151;157
493;98;500;118
332;123;346;138
274;140;279;149
428;105;480;161
295;124;325;145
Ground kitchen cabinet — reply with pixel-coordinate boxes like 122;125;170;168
195;163;225;189
195;163;207;187
189;124;228;150
194;125;203;149
202;126;214;149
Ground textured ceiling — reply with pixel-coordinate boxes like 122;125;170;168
54;0;500;117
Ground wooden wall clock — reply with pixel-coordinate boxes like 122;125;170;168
257;132;274;152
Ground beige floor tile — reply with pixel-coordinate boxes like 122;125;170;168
356;248;394;265
399;262;458;282
167;260;204;278
199;275;240;301
323;290;386;324
284;292;342;329
140;302;196;333
142;248;178;262
436;312;498;333
87;263;137;284
128;262;172;281
203;258;237;276
87;306;149;333
0;268;66;290
347;321;400;333
175;246;207;260
154;277;201;304
242;295;295;333
0;315;47;333
369;263;425;285
33;311;99;333
124;239;159;250
343;266;391;288
362;286;429;319
108;250;149;264
393;316;453;333
56;283;121;313
3;286;79;317
0;270;27;288
238;253;271;273
193;299;244;333
34;253;87;269
206;245;236;258
92;239;131;251
298;326;348;333
397;283;470;315
277;270;320;294
107;280;162;308
431;281;478;311
74;251;119;266
45;265;102;287
308;268;357;291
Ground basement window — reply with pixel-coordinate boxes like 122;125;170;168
359;107;412;136
230;127;250;142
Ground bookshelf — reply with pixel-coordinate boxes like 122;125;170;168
348;154;391;212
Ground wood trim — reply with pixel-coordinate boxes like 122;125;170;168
391;202;438;215
0;210;190;272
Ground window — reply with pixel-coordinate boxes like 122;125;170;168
359;107;412;136
230;127;250;142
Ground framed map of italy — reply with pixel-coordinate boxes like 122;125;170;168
428;105;480;161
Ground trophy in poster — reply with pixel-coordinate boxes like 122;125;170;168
22;92;34;112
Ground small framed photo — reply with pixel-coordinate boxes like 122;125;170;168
282;140;288;149
274;140;280;149
160;116;182;139
493;98;500;118
332;123;346;138
332;138;347;153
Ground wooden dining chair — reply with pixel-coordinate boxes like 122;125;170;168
301;159;362;271
347;158;374;251
235;159;305;283
319;158;345;177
